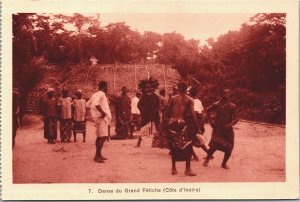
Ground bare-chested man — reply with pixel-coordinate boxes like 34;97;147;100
164;82;199;176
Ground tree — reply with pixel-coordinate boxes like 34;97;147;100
140;31;162;61
13;13;49;116
102;22;141;63
157;32;200;78
189;13;286;123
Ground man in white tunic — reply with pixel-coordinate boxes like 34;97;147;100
86;81;112;163
131;91;141;131
189;86;209;160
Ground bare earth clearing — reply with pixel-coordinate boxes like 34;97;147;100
13;115;285;183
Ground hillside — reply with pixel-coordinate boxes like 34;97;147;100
26;63;181;113
24;63;285;125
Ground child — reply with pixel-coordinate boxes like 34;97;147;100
73;89;87;142
58;88;73;143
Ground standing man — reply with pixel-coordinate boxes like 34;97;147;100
131;91;142;131
203;89;238;169
86;81;112;163
13;89;20;149
115;86;132;139
164;82;199;176
189;86;209;159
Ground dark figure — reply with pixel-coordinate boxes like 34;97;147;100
40;88;58;144
136;78;160;147
164;82;200;176
203;89;238;170
12;90;20;149
86;81;112;163
138;83;160;129
115;87;132;139
112;112;134;140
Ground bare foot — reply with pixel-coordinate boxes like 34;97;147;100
221;164;230;170
101;156;108;160
185;170;197;176
94;158;105;163
171;168;177;175
192;157;200;162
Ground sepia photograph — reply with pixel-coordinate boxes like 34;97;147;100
2;0;299;200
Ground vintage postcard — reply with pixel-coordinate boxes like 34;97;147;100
1;0;299;200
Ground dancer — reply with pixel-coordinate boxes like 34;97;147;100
164;82;199;176
135;77;160;147
203;89;238;169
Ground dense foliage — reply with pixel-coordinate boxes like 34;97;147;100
13;13;286;123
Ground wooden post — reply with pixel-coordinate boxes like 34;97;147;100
107;124;111;141
84;65;92;90
146;63;150;79
134;64;137;90
162;65;166;90
113;62;117;93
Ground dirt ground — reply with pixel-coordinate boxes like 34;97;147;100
13;115;285;183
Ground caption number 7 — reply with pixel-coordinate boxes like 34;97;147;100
88;189;93;193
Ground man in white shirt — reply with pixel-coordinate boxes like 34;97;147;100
189;86;209;159
86;81;112;163
131;91;141;131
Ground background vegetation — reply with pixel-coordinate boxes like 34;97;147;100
13;13;286;124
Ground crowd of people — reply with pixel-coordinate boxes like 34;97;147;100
12;78;238;177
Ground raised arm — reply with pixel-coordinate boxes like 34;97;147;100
137;95;145;112
226;104;238;128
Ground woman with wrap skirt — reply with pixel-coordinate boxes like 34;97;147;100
203;89;238;170
40;88;58;144
58;89;73;143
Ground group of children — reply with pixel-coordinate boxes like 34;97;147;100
40;88;87;144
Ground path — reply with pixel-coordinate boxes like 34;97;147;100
13;115;285;183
